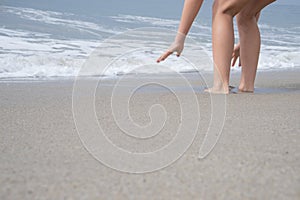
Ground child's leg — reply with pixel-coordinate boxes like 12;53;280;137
207;0;248;94
236;10;260;92
237;0;276;92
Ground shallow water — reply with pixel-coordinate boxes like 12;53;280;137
0;1;299;78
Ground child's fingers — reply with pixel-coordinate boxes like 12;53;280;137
157;51;173;63
232;56;238;67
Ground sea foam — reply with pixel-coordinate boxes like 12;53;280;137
0;6;299;79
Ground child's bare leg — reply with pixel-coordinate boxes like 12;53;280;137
237;12;260;92
237;0;276;92
206;0;248;94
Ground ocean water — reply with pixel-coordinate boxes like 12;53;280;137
0;0;299;78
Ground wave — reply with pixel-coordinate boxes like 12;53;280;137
0;6;299;79
1;6;121;39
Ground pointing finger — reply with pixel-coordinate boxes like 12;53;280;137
157;51;173;63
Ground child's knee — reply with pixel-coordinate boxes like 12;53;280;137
236;12;257;30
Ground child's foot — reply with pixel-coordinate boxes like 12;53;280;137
204;87;230;94
238;89;254;93
238;86;254;93
204;85;235;94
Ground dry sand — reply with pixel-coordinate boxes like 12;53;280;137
0;70;299;199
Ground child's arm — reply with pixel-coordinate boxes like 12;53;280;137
157;0;204;63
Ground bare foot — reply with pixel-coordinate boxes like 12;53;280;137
238;86;254;93
204;87;229;94
204;85;236;94
238;89;254;93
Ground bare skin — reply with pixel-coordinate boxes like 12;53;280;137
157;0;204;62
232;43;241;67
233;12;261;92
235;2;274;92
206;0;248;93
157;0;276;94
232;13;260;68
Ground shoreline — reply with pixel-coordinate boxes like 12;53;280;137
1;69;299;94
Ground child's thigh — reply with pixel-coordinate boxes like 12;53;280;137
240;0;276;17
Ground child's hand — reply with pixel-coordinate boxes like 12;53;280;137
157;32;186;63
232;43;241;67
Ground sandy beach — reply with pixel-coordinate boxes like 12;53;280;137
0;70;299;199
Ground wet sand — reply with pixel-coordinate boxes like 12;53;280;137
0;70;299;199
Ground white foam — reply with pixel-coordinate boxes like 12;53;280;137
103;50;200;76
2;6;121;37
111;15;179;28
0;28;97;78
0;6;299;79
